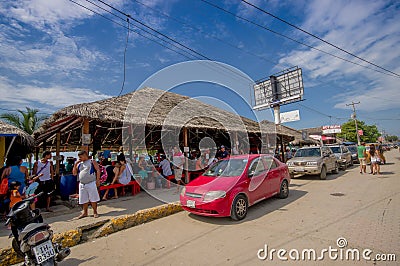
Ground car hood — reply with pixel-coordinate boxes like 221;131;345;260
288;157;321;162
185;175;240;194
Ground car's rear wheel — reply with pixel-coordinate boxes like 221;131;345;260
231;194;248;221
332;162;339;174
319;165;327;180
277;180;289;199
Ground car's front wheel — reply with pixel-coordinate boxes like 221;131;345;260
319;165;327;180
277;180;289;199
231;194;248;221
332;162;339;174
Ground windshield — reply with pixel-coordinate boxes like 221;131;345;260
294;148;321;157
203;159;248;177
347;146;357;153
330;146;341;153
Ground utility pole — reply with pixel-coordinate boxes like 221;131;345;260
346;101;361;145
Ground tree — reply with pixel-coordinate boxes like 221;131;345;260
0;107;47;135
386;135;399;142
337;120;380;143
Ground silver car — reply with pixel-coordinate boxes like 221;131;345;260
287;146;339;180
328;145;353;170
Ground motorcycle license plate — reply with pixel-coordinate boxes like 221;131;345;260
32;240;56;264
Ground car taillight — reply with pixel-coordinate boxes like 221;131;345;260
27;231;52;246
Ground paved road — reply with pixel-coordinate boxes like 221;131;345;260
61;150;399;265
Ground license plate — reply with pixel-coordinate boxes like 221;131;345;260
187;200;196;208
32;240;56;264
295;167;304;172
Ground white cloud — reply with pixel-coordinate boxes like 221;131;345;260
277;0;400;112
0;76;111;110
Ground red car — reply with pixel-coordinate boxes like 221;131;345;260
180;154;291;220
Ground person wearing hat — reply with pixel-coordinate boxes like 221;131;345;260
217;145;229;160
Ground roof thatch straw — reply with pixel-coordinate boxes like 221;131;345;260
0;120;35;148
36;87;283;136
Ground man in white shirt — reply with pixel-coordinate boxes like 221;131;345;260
33;151;54;212
73;151;101;219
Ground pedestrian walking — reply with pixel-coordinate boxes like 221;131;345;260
73;151;101;219
369;144;381;175
33;151;54;212
357;142;367;174
173;146;185;193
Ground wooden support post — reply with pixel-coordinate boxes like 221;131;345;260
55;132;61;177
234;131;239;154
128;132;133;161
82;118;89;153
35;147;40;162
183;127;189;183
0;137;5;166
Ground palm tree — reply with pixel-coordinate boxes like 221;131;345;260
0;107;47;135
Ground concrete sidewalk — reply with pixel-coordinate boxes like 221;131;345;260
0;187;180;249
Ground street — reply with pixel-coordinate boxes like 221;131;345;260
59;150;399;265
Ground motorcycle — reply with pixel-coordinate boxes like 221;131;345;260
5;192;71;265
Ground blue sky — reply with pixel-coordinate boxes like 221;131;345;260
0;0;399;136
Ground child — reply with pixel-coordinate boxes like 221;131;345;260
24;179;39;210
9;181;23;208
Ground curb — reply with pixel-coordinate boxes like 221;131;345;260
0;202;183;266
92;202;183;238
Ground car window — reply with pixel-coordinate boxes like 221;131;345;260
262;156;277;170
330;146;341;153
294;148;321;157
248;158;266;176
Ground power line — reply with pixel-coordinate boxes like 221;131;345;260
132;0;286;70
296;103;347;121
82;0;254;85
80;0;196;59
96;0;211;61
240;0;400;78
117;17;130;97
199;0;399;78
69;0;195;60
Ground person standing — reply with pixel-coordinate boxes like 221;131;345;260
173;146;185;192
357;142;367;174
33;151;54;212
369;144;381;175
159;154;172;184
73;151;100;219
2;156;28;195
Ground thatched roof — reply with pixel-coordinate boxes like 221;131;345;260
0;120;35;148
260;120;301;138
37;88;295;139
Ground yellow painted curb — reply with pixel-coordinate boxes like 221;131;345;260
93;202;183;238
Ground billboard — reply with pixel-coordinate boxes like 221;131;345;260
253;67;304;110
280;110;300;123
322;125;341;134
